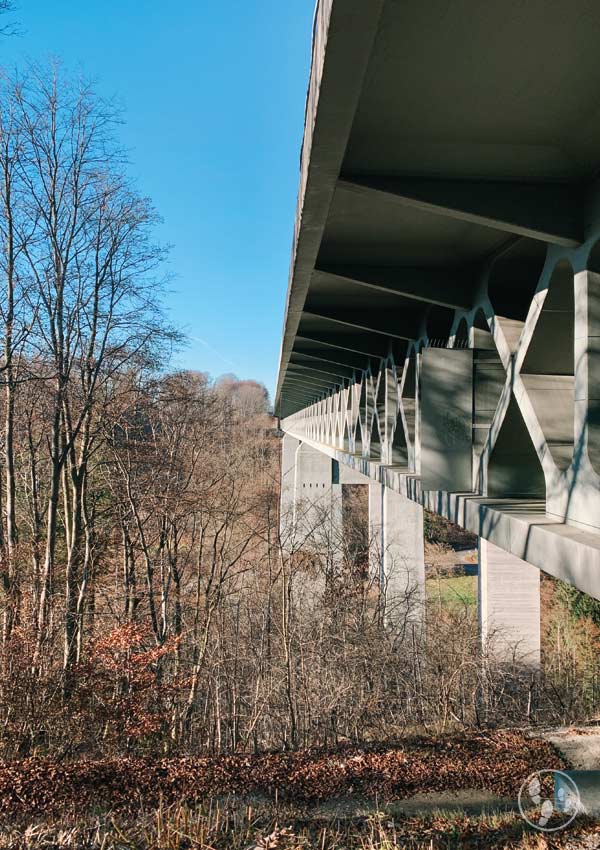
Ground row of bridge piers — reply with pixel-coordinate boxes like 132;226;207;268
281;433;541;667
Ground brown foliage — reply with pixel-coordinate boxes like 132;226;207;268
0;65;596;772
0;731;562;819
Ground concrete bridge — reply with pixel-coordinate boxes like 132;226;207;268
275;0;600;665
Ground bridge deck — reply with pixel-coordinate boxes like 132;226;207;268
276;0;600;599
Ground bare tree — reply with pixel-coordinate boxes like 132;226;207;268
0;66;176;684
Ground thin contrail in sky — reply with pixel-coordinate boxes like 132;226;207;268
189;335;241;373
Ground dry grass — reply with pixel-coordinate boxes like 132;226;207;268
0;800;597;849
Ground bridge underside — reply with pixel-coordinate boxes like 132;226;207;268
276;0;600;602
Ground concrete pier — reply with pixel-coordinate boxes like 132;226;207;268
280;432;300;539
282;438;427;621
368;481;384;587
382;487;425;627
478;539;541;666
292;441;336;545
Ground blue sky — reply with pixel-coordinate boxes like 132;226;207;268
1;1;314;399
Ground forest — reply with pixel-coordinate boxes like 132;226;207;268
0;67;598;766
0;61;599;849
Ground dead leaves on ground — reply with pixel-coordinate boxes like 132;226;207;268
0;731;563;819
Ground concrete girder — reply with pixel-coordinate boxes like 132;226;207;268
285;375;340;393
284;387;336;405
274;0;387;413
285;371;336;387
281;393;319;408
293;340;372;371
288;366;350;385
314;264;475;310
302;307;424;341
281;386;315;398
338;176;583;248
288;355;355;380
283;393;317;407
295;329;392;359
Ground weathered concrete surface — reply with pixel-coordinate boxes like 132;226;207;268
293;441;335;542
478;539;540;666
368;481;384;585
280;432;300;538
420;348;473;492
287;440;426;615
383;487;425;625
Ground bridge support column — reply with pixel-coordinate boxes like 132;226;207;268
280;432;300;539
478;539;541;666
368;482;384;587
382;487;425;627
292;442;338;548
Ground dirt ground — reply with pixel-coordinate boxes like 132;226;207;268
425;543;478;571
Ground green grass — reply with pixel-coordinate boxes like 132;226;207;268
427;574;478;607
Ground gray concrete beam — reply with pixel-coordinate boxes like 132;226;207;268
281;393;316;408
284;388;335;405
293;342;372;371
302;307;424;340
285;376;339;393
274;0;387;412
280;388;315;401
296;330;391;359
287;368;348;386
339;176;583;248
314;264;475;310
285;372;336;387
288;356;355;380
